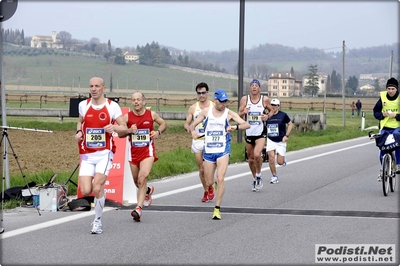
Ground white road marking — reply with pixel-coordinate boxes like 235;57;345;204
0;208;114;240
153;141;372;198
0;140;373;240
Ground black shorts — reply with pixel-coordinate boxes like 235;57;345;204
245;128;267;145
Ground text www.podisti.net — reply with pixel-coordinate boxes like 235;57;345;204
315;244;395;264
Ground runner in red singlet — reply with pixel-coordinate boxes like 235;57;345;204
117;92;167;222
75;77;127;234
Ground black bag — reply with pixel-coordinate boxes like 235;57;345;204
0;182;37;201
375;132;400;151
68;197;91;211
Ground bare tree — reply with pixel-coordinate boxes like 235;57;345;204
12;64;27;90
89;37;101;52
103;63;120;92
57;31;72;50
257;64;269;80
247;64;257;78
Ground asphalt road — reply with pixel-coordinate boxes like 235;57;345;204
1;136;399;266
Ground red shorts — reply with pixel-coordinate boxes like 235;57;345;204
129;144;158;166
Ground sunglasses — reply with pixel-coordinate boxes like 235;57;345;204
218;100;228;103
271;104;279;106
197;91;207;95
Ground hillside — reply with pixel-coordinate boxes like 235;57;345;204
187;43;399;79
3;52;239;97
3;42;399;97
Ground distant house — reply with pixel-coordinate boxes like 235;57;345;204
30;31;83;50
360;84;375;91
359;84;376;96
124;51;140;63
359;73;388;81
267;72;296;97
30;31;62;49
301;72;328;95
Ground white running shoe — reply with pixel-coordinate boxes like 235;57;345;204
270;175;279;184
377;170;382;182
90;221;103;234
395;165;400;174
255;176;263;190
252;181;257;192
144;186;154;207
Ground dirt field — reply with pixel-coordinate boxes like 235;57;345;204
3;129;191;175
2;91;379;176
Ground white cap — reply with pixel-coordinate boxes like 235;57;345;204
271;98;280;105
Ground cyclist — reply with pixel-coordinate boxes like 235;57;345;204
373;77;400;181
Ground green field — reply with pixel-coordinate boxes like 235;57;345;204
4;54;240;97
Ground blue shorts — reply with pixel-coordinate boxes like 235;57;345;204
203;141;231;163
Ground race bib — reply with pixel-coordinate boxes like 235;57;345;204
248;111;262;125
267;124;279;137
131;129;150;147
205;130;226;153
197;122;205;134
85;128;106;148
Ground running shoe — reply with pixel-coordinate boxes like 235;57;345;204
377;170;382;182
396;165;400;174
214;181;218;191
207;185;215;201
270;175;279;184
201;191;209;202
90;221;103;234
212;208;221;220
283;159;287;166
144;186;154;207
255;176;263;190
252;180;256;192
131;206;142;222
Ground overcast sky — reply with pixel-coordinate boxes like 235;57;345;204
3;1;399;52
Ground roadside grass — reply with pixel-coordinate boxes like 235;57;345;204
2;111;378;209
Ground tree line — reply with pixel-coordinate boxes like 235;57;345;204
304;64;381;96
1;28;228;74
3;28;397;94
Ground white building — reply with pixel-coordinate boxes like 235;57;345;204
30;31;63;49
267;72;296;97
301;72;328;95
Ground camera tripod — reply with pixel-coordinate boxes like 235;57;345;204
1;126;51;233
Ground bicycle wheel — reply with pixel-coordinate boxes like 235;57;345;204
382;154;391;196
390;152;396;192
262;148;268;162
390;174;396;192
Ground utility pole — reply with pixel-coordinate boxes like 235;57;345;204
342;40;346;129
237;0;245;143
389;50;393;78
0;0;19;189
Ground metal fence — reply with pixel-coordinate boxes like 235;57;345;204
4;93;377;112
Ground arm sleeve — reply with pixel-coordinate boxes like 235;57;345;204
372;99;384;120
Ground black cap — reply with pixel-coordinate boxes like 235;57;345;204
386;77;398;89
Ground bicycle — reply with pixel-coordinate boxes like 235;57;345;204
369;131;398;196
244;141;268;162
